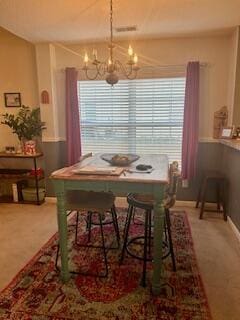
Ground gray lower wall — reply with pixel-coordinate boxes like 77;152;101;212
42;141;67;196
177;142;240;231
44;141;222;201
43;140;240;230
221;145;240;230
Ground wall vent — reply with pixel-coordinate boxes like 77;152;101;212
115;25;137;33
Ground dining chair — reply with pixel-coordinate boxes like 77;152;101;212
55;153;120;278
119;161;180;287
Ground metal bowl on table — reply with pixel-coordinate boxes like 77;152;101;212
100;153;139;166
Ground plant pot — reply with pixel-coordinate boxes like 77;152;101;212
24;140;37;155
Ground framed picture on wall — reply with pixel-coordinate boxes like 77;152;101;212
220;126;234;139
4;92;21;107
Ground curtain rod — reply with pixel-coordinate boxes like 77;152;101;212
129;63;208;69
59;62;208;73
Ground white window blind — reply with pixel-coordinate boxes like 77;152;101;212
77;77;186;165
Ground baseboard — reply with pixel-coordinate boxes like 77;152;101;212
176;200;196;207
228;216;240;244
45;197;56;203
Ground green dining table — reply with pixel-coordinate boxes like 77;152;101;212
51;153;169;295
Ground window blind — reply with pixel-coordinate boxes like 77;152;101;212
77;77;186;165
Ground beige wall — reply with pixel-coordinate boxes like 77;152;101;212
232;27;240;126
0;28;237;146
52;33;234;140
0;27;39;150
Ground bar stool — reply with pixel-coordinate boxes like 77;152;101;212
120;161;180;287
196;170;227;221
55;190;120;278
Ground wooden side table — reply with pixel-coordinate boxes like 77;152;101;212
0;152;44;205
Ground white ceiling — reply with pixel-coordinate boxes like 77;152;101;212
0;0;240;43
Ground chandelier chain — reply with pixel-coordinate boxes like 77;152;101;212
110;0;113;45
109;0;113;62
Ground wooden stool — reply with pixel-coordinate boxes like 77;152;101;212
196;171;227;221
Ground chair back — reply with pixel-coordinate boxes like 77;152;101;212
165;161;180;209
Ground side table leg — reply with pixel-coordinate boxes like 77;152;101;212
33;158;40;205
56;186;70;283
152;186;165;295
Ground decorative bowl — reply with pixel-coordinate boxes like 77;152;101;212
101;153;140;166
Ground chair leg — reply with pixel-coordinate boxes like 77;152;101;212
132;207;143;226
98;213;108;277
111;205;120;247
119;205;134;264
199;179;207;219
87;212;93;242
140;210;150;287
132;207;136;223
165;208;176;272
216;181;221;211
86;212;90;231
196;178;203;208
221;180;227;221
148;210;152;255
75;211;80;243
163;217;168;242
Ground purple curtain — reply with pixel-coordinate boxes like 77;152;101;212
181;61;200;180
66;67;82;166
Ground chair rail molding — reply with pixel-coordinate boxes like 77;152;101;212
42;137;66;143
199;137;219;143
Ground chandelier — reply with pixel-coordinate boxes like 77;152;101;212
82;0;139;85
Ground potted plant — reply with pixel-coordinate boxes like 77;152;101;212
1;106;46;154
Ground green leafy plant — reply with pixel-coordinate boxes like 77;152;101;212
1;106;46;141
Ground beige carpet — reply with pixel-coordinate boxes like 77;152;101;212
0;199;240;320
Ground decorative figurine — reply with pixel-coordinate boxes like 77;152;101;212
213;106;228;139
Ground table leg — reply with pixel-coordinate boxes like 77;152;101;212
152;187;165;295
56;187;70;283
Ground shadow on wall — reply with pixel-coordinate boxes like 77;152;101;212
177;142;222;202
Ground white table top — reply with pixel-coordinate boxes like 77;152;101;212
51;153;169;185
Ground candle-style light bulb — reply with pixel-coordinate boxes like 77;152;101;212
93;49;97;60
133;53;138;64
128;45;133;57
84;53;89;64
108;58;112;65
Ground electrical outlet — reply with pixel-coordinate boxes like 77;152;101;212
182;179;189;188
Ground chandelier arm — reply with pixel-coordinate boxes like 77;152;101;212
84;67;101;80
115;60;138;79
124;69;138;80
97;62;107;77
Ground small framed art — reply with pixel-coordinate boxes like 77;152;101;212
220;126;234;139
4;92;21;107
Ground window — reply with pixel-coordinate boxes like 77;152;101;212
77;77;185;165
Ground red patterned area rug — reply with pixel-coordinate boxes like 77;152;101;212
0;210;212;320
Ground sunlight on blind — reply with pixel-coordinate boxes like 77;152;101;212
77;78;185;165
